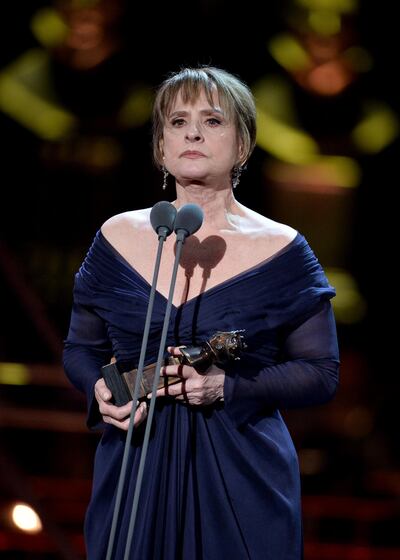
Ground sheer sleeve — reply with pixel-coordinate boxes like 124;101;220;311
63;301;113;430
223;301;340;427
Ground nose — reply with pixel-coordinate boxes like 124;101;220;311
185;123;203;142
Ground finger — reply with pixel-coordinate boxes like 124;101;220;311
103;415;130;431
95;378;112;402
181;380;189;404
173;391;190;404
103;400;147;431
167;346;184;356
148;382;184;399
133;401;148;427
147;388;168;398
99;400;133;420
161;363;187;377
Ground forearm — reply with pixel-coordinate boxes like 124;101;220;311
224;356;339;426
223;301;340;427
63;342;112;429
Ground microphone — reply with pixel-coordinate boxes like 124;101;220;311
174;202;204;242
150;200;177;238
105;201;176;560
123;203;204;559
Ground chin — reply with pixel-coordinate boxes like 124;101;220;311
176;170;208;184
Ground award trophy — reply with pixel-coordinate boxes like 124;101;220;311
102;330;246;406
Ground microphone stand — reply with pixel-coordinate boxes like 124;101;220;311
123;222;198;559
122;228;187;559
105;205;175;560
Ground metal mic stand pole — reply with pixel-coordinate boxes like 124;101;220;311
122;228;187;560
105;219;173;560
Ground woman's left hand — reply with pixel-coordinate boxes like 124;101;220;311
148;346;225;406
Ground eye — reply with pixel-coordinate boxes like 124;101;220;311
206;117;222;126
171;118;186;127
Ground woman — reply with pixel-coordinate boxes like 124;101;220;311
63;66;339;559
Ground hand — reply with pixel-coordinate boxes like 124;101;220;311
148;346;225;406
94;378;147;431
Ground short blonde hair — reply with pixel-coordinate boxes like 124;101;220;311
152;66;257;169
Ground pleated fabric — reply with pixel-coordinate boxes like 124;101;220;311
63;230;338;560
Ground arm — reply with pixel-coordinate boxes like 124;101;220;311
63;301;113;429
223;301;340;427
63;302;148;431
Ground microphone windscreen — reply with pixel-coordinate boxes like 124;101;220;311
174;203;204;236
150;201;177;236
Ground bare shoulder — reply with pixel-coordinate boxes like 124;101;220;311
262;218;298;248
100;208;152;251
236;204;298;252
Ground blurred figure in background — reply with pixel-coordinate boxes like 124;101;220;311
0;0;155;248
252;0;398;324
0;0;157;360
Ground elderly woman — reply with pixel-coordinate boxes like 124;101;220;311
63;66;339;559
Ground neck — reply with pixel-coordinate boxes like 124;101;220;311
173;183;241;231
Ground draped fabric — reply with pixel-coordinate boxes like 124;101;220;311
63;230;339;560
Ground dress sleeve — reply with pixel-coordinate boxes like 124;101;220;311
63;300;113;430
223;300;340;427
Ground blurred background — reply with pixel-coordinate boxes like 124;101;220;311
0;0;399;558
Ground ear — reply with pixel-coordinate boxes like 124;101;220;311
159;137;164;156
237;142;246;166
237;147;246;167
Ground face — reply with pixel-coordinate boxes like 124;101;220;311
161;88;243;187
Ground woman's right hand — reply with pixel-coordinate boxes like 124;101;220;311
94;378;148;431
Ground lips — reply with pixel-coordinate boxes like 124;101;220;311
180;151;206;158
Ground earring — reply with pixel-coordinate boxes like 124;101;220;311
162;166;168;190
231;166;243;189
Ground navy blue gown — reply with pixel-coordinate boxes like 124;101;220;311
63;229;339;560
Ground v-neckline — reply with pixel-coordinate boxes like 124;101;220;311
98;229;301;310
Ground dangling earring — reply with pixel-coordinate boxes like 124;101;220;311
162;166;168;190
231;166;243;189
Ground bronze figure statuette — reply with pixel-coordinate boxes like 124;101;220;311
101;330;246;406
